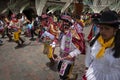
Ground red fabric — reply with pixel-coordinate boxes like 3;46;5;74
48;17;54;24
57;22;62;28
12;19;18;23
82;74;87;80
41;21;47;27
0;29;4;33
87;25;93;41
10;26;19;30
72;23;85;54
87;28;93;41
72;36;85;54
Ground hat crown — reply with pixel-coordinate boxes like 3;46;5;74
100;10;118;22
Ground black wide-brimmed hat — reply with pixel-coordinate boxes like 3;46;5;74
98;10;120;27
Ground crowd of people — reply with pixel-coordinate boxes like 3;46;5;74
0;9;120;80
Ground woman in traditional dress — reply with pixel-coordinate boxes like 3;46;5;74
85;10;120;80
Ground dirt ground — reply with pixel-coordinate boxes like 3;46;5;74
0;26;91;80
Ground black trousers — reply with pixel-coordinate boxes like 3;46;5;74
30;28;37;39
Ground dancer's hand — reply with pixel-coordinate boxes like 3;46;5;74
54;57;63;61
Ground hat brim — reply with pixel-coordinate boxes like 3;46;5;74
97;20;120;26
61;18;72;25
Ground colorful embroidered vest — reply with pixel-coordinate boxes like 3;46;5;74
63;31;75;61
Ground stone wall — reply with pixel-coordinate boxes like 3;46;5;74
0;0;68;15
0;0;9;13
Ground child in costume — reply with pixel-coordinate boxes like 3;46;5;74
42;31;57;65
9;14;24;47
55;20;85;80
41;14;60;65
85;10;120;80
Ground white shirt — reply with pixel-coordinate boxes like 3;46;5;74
42;31;55;40
0;20;4;29
60;35;81;58
85;41;120;80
